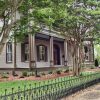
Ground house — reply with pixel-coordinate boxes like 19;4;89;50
0;28;94;71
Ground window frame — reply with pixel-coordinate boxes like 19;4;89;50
37;45;48;62
24;43;29;62
6;42;13;63
84;45;89;61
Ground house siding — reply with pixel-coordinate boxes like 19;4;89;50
0;43;13;68
0;35;94;69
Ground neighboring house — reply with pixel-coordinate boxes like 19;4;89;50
0;28;94;71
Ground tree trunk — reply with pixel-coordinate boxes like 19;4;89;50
12;38;17;75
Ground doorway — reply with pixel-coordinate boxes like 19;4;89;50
53;44;61;65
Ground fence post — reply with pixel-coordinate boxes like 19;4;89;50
4;89;7;100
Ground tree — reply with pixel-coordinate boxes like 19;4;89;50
0;0;99;76
50;0;100;75
0;0;24;53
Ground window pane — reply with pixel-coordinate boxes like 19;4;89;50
6;43;12;62
37;45;47;62
24;44;29;61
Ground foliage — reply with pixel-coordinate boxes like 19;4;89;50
48;71;53;74
90;65;95;69
56;70;61;74
0;72;99;96
94;44;100;64
22;71;28;77
1;72;9;78
41;72;46;76
0;0;100;75
64;69;69;73
95;59;99;67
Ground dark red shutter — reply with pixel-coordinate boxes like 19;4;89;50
37;46;40;61
21;43;25;62
45;46;48;62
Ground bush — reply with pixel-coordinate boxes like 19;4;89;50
22;71;28;77
19;76;25;78
48;71;53;74
13;73;18;77
36;74;41;77
95;59;99;67
1;73;9;78
12;71;18;76
79;73;83;76
41;72;46;76
56;70;61;74
6;72;9;74
90;65;95;69
64;69;69;73
28;72;34;76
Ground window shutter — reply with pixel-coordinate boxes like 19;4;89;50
21;43;25;62
45;46;48;62
37;46;40;61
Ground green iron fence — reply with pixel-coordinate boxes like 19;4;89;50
0;72;100;100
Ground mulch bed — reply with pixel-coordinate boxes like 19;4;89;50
0;72;72;82
0;68;99;82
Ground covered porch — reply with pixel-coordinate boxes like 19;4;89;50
27;32;69;69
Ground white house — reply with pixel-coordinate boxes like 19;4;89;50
0;28;94;71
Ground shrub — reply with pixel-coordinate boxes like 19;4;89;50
19;76;24;78
79;73;83;76
90;65;95;69
28;72;34;76
13;73;18;77
41;72;46;76
69;68;73;71
6;72;9;74
36;74;41;77
95;59;99;67
31;72;34;76
48;71;53;74
12;71;18;76
1;73;9;78
56;70;61;74
22;71;28;77
64;69;69;73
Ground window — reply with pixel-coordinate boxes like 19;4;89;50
84;46;88;53
37;45;47;62
24;44;29;61
21;43;29;62
6;43;12;63
84;46;89;61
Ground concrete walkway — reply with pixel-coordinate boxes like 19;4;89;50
61;83;100;100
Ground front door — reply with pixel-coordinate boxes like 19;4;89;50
54;44;60;65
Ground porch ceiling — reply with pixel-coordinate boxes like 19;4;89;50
35;33;64;42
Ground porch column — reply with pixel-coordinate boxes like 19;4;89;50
50;36;54;66
64;39;68;66
29;34;36;69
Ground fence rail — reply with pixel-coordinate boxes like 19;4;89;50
0;72;100;100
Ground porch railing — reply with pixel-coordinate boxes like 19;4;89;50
0;72;100;100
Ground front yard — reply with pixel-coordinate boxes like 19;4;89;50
0;70;99;95
0;67;99;99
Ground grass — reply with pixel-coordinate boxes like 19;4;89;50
0;76;76;95
0;72;98;96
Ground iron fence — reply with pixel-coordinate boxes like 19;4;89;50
0;72;100;100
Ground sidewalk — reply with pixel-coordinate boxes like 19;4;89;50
61;83;100;100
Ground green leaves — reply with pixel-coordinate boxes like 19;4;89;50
0;0;100;42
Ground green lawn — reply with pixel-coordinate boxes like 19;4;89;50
0;72;98;96
0;76;73;95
